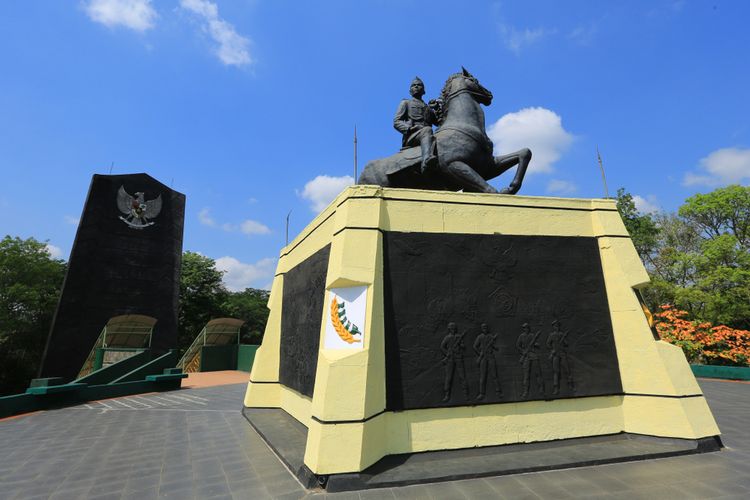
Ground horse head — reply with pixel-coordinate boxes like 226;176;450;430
440;67;493;106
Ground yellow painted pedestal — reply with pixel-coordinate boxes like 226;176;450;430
244;186;720;475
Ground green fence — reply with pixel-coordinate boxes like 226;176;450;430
192;344;259;373
237;345;259;372
691;364;750;381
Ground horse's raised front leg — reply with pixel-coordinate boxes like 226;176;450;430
493;148;532;194
444;160;499;194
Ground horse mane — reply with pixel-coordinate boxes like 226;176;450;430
432;73;466;125
440;73;464;102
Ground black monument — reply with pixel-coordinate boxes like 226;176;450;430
39;173;185;381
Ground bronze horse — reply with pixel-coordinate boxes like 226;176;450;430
358;68;531;194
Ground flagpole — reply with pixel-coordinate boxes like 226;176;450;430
354;125;358;182
597;146;610;199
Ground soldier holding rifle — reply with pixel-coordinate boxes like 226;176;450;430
516;322;544;398
547;320;574;395
473;323;502;400
440;322;470;402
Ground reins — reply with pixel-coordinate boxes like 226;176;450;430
436;81;493;153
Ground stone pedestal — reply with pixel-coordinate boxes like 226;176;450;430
244;186;720;476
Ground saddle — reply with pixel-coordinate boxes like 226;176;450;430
381;146;423;176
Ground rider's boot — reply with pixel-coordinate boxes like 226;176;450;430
420;135;438;173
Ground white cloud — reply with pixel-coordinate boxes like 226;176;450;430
633;194;660;214
180;0;252;66
45;244;63;259
240;220;271;235
499;24;552;54
215;256;276;291
568;23;598;45
84;0;157;32
683;147;750;187
298;175;354;213
198;207;217;227
546;179;577;196
199;207;270;236
64;215;80;225
488;107;574;174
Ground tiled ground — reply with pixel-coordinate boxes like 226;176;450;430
1;379;748;499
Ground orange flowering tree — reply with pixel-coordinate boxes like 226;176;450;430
654;304;750;366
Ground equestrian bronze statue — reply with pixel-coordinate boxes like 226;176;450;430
358;68;532;194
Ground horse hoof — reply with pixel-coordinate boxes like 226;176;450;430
499;187;511;195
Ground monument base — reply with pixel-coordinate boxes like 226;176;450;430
244;186;721;477
243;406;721;492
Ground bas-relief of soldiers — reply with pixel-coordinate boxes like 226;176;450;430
547;320;575;395
437;319;577;403
515;320;577;399
473;323;502;400
516;322;544;398
440;322;469;402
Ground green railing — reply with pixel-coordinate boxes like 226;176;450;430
691;364;750;381
178;318;245;372
0;350;186;419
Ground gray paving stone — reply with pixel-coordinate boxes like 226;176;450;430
483;476;541;500
270;491;308;500
158;478;194;495
358;487;398;499
194;480;232;498
1;380;748;499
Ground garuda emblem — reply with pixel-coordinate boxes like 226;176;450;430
117;185;162;229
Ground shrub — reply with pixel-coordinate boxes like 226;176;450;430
654;304;750;366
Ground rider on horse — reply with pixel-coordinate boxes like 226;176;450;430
393;77;440;173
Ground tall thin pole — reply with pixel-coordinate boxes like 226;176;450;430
285;210;292;246
597;146;610;199
109;162;114;174
354;125;358;182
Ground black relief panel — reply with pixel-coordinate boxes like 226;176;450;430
40;174;185;381
279;245;330;398
383;232;622;411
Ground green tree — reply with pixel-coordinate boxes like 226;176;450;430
178;251;228;351
679;184;750;248
177;252;271;351
615;188;660;266
222;288;270;344
650;185;750;330
0;236;66;395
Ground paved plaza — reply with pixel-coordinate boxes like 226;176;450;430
0;378;748;499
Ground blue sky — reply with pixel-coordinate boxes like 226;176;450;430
1;0;749;290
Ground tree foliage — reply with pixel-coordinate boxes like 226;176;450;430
222;288;270;344
655;305;750;366
178;251;228;349
615;188;660;265
617;184;750;364
648;186;750;330
177;251;270;352
0;236;66;395
678;184;750;248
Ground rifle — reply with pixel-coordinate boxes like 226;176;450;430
441;330;466;364
548;329;570;360
478;333;500;365
519;329;542;364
